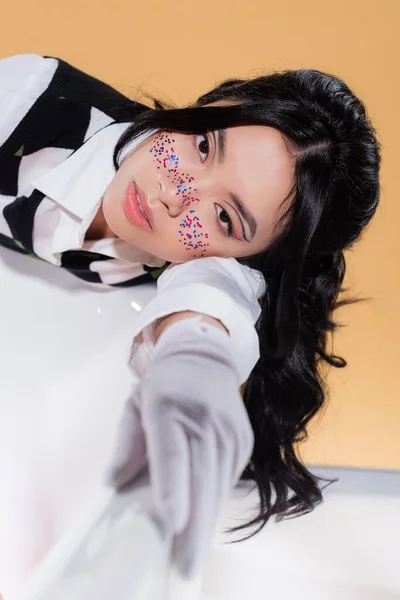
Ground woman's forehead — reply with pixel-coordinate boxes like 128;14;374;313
225;126;295;236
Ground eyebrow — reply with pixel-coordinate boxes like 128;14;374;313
213;129;258;242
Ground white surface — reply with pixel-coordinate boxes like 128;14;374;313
0;249;160;597
205;483;400;599
14;474;173;600
1;247;399;600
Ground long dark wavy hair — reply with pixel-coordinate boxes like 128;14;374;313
112;68;381;539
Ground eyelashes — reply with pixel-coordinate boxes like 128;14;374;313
196;133;210;162
195;133;234;238
215;204;234;237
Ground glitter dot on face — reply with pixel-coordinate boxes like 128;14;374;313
148;131;211;258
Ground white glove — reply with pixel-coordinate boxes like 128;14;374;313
105;316;254;579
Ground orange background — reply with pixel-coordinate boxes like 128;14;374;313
1;0;399;469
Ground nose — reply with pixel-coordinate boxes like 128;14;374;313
158;175;196;217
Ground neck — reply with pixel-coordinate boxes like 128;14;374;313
85;204;115;240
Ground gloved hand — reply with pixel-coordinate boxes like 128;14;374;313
105;315;254;579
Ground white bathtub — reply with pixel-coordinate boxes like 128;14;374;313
1;246;399;600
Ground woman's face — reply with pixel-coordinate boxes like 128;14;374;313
102;102;295;263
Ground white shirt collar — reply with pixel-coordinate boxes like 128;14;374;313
30;121;162;263
32;121;132;220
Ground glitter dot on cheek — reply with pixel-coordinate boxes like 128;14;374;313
178;211;211;257
148;131;211;257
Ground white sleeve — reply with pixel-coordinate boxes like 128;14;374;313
0;53;58;146
128;256;266;385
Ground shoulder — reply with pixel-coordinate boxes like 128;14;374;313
0;53;149;146
129;256;266;384
158;256;266;301
0;53;59;99
0;54;59;146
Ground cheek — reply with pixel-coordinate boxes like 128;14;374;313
149;131;212;258
178;209;210;256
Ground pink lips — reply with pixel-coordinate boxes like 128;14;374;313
135;182;154;228
123;181;153;231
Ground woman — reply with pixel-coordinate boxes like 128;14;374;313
0;53;381;581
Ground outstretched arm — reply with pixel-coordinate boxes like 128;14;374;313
106;312;253;579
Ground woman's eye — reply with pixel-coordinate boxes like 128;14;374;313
216;204;234;237
196;133;210;162
194;134;234;239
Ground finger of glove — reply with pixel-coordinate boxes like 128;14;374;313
105;394;147;490
172;426;226;580
219;414;254;486
212;392;255;486
144;413;191;537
